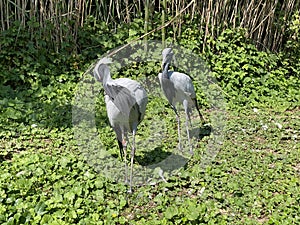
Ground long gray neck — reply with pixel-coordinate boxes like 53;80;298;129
102;71;112;85
162;62;170;79
97;64;112;85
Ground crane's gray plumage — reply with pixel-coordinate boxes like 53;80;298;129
93;58;148;193
158;48;204;152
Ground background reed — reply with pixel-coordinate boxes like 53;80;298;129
0;0;299;52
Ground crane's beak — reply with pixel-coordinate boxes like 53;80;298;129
93;72;102;82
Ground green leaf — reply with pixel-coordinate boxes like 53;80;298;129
35;201;47;216
165;206;178;219
186;209;200;221
64;191;75;202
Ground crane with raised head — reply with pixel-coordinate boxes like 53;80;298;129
93;58;148;193
158;48;204;153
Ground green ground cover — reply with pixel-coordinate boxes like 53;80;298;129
0;15;299;224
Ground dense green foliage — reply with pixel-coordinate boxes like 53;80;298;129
0;11;299;224
1;108;299;224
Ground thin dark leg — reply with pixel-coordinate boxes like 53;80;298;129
193;97;204;122
121;131;128;185
117;140;123;159
115;126;124;159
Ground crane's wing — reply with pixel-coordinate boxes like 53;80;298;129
104;82;139;118
169;72;195;96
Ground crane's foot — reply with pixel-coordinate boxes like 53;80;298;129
127;187;133;194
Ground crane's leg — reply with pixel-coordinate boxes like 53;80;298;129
187;107;192;126
121;131;129;185
114;126;128;183
172;106;182;151
128;127;137;194
183;100;193;154
193;97;204;123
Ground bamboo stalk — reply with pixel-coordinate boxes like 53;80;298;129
0;0;4;31
125;0;130;23
106;0;113;24
191;0;195;19
203;0;212;51
6;0;9;29
177;0;182;38
162;0;166;48
144;0;149;52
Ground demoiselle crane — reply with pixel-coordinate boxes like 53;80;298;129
158;48;204;152
93;58;148;193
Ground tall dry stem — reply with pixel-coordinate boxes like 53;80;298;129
1;0;299;52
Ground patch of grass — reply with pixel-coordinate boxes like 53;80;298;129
0;105;299;224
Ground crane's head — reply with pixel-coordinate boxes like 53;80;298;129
161;48;174;70
93;57;112;82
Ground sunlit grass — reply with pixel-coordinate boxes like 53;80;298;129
1;105;299;224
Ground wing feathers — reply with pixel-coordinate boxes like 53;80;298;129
104;83;140;118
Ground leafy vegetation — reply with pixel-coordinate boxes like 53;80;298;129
1;107;299;224
0;1;300;224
